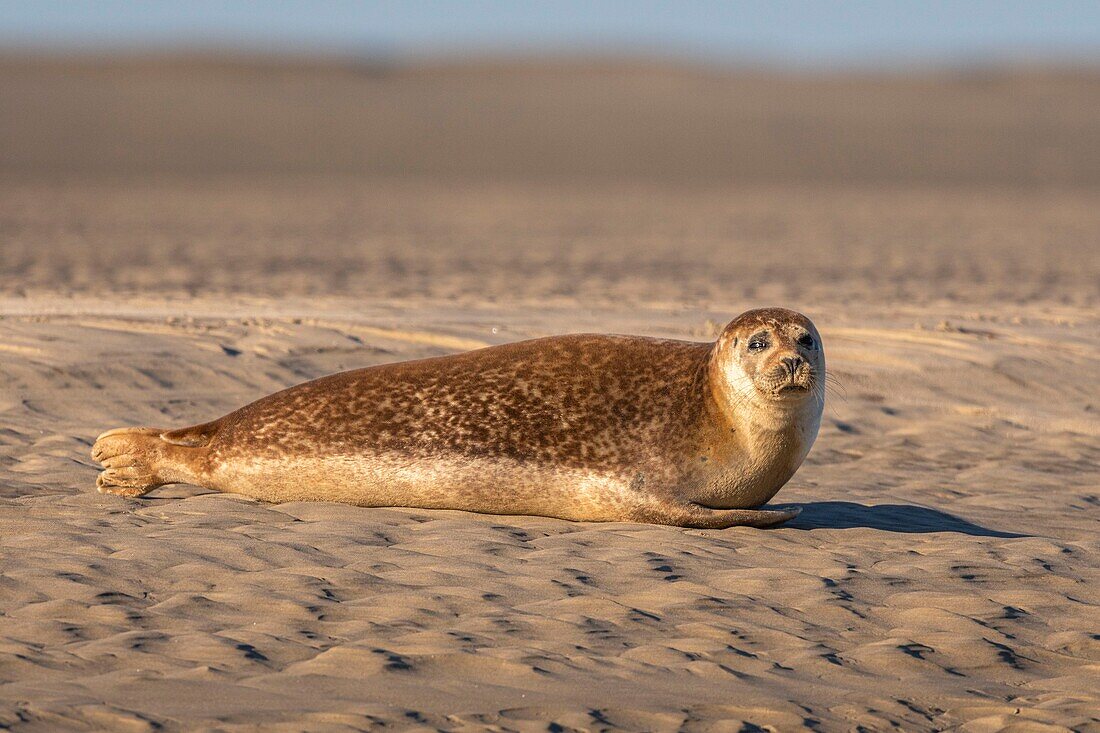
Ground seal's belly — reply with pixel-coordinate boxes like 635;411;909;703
207;447;649;522
206;430;797;516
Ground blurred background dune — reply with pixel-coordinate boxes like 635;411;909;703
5;53;1100;185
1;1;1099;305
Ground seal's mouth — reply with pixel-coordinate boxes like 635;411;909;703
754;361;817;400
762;375;815;399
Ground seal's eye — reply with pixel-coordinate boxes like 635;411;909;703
748;339;769;351
797;334;815;349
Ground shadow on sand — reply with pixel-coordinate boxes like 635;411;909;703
787;501;1028;537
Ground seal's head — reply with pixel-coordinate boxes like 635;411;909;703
713;308;825;408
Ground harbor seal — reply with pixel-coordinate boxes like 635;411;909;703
92;308;824;528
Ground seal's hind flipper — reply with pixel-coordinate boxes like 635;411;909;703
92;427;168;497
92;425;211;497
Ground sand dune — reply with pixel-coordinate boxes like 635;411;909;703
1;296;1098;730
2;179;1098;306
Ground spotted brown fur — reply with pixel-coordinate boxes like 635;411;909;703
92;308;825;528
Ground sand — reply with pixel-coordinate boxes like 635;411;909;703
1;55;1099;731
1;295;1097;731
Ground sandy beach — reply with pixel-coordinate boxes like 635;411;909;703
1;56;1099;730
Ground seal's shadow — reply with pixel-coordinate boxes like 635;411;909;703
787;501;1027;537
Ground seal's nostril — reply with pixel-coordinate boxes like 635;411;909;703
780;356;803;377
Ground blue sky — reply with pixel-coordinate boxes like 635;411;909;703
1;1;1099;66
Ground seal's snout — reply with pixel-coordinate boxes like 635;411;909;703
764;352;815;398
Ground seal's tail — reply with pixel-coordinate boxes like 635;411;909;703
91;424;212;497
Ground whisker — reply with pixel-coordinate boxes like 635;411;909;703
822;373;849;402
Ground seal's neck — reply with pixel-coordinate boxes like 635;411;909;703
707;356;822;464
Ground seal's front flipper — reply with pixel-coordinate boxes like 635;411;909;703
716;505;802;529
636;500;801;529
